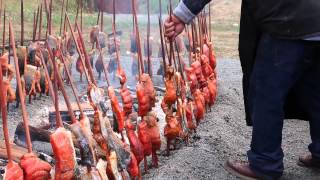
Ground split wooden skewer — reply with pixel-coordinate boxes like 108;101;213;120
9;20;32;153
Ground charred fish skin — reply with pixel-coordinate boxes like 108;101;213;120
99;113;131;171
70;123;95;167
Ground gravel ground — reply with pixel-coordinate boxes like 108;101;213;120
1;57;320;179
144;58;320;180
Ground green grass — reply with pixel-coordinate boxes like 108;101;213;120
1;0;236;58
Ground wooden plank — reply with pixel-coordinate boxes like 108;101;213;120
0;140;28;162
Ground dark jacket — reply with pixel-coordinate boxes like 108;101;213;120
182;0;320;125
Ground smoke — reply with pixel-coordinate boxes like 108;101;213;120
94;0;137;14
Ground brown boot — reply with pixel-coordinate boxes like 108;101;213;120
224;160;259;180
297;153;320;168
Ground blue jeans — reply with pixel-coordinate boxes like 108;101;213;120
247;34;320;179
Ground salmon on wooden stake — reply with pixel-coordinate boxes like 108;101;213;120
45;35;78;180
0;62;24;180
10;21;52;180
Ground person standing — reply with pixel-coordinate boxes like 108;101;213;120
164;0;320;179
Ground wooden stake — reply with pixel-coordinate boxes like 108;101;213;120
100;0;104;32
47;45;78;124
209;3;212;41
75;0;79;28
65;14;91;84
59;54;86;117
96;9;100;26
39;51;55;103
158;16;166;75
0;0;2;55
185;26;193;65
44;0;49;38
159;0;162;19
49;0;52;35
50;49;63;128
75;22;97;85
2;8;5;55
20;0;24;46
80;0;83;31
191;21;196;54
63;0;69;35
96;38;110;87
168;0;174;66
38;3;42;40
131;0;144;78
147;0;152;77
175;42;185;81
33;11;36;41
198;16;203;54
59;0;65;36
112;0;121;71
9;20;32;152
35;5;40;41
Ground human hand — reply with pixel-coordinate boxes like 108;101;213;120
164;15;185;41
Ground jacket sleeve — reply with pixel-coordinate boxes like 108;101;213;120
174;0;212;24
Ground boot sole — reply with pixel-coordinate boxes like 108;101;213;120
224;162;259;180
297;160;320;169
